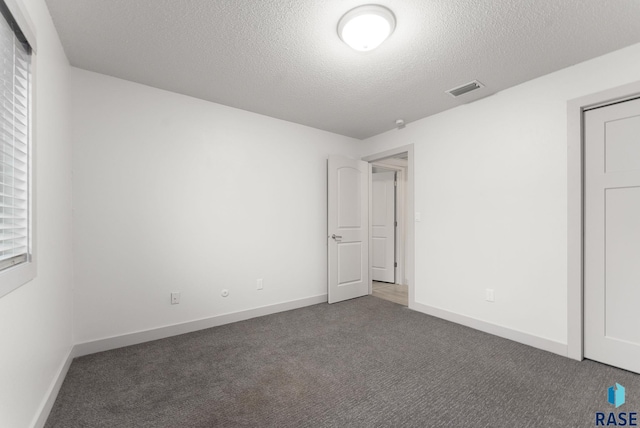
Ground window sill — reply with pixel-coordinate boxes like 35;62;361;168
0;261;36;298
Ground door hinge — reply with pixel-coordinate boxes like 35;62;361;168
394;180;397;186
394;262;398;267
395;221;398;227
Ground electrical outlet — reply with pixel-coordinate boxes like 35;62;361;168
485;288;495;303
257;278;263;290
171;292;180;305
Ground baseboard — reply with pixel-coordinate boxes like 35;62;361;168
31;346;76;428
74;294;328;357
411;302;568;357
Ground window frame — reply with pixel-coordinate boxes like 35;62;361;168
0;0;37;298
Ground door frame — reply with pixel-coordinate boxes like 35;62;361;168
567;80;640;361
363;144;415;309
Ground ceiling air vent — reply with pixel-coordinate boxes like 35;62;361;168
446;80;484;98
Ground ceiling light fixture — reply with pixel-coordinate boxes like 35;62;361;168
338;5;396;52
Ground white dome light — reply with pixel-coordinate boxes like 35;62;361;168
338;5;396;52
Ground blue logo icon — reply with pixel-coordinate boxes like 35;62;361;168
608;383;626;408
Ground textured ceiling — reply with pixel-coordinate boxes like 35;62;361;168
46;0;640;139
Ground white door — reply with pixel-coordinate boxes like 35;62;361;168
584;97;640;374
327;155;369;304
372;171;396;283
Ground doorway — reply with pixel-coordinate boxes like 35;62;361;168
370;156;408;306
364;145;415;309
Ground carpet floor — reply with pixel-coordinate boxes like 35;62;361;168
45;296;639;427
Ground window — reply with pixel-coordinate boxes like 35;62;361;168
0;0;33;298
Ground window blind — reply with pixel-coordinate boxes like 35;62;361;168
0;4;31;272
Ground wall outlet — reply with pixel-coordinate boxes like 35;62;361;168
257;278;263;290
485;288;495;303
171;292;180;305
221;289;229;297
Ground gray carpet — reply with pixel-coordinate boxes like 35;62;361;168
46;296;639;427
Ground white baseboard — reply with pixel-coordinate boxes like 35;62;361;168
32;347;76;428
411;302;568;357
74;294;328;357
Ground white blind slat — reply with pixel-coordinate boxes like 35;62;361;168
1;141;27;156
0;176;27;186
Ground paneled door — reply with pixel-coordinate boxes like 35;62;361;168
327;155;369;304
584;96;640;374
372;171;396;283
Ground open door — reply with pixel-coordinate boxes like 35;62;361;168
327;155;369;304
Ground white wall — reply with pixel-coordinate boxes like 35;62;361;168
0;1;73;427
362;42;640;346
71;68;362;343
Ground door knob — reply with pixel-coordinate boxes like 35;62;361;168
332;234;342;241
